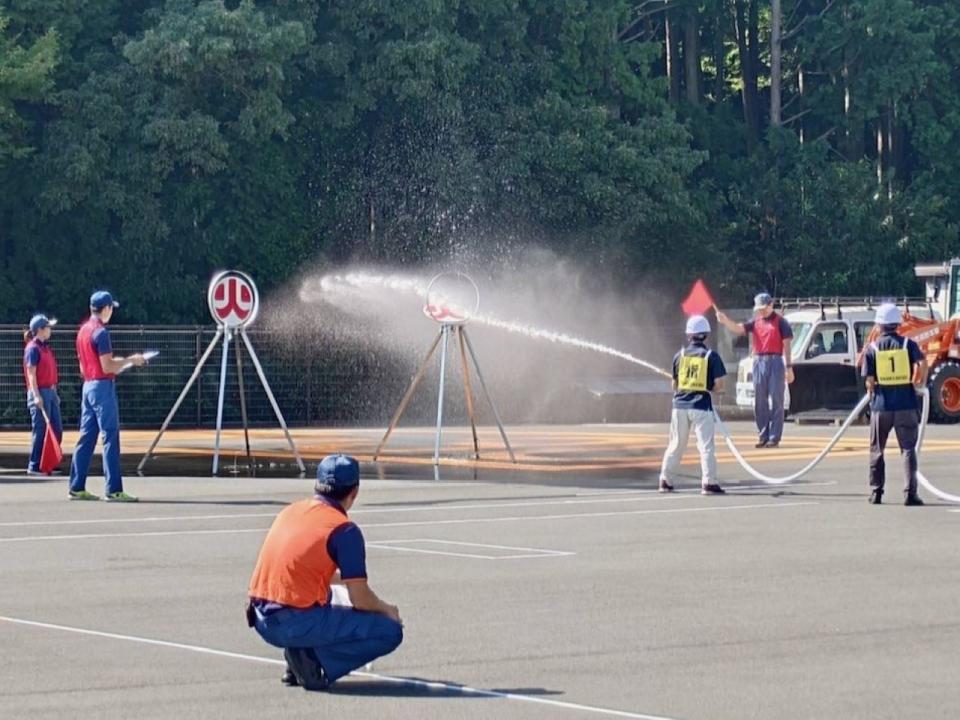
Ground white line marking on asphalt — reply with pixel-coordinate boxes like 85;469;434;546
575;480;837;496
0;502;817;543
366;538;573;560
0;615;681;720
0;481;835;528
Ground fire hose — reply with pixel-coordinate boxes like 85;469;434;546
712;388;960;503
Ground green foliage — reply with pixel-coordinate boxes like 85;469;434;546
1;0;959;323
0;12;58;163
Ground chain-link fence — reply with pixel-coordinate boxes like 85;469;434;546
0;325;415;430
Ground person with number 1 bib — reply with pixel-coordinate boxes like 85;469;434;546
659;315;727;495
861;303;928;506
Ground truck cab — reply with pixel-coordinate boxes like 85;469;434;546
735;299;937;417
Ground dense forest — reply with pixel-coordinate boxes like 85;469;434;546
1;0;958;322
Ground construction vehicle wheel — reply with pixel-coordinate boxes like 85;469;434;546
928;361;960;424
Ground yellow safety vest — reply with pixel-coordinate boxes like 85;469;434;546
875;347;911;386
677;350;710;392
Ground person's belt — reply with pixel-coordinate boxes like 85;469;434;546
754;353;783;357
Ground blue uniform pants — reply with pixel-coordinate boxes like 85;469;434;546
27;388;63;472
753;355;786;443
69;380;123;495
253;603;403;684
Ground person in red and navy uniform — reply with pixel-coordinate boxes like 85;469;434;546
23;314;63;475
248;455;403;691
67;291;145;502
716;293;795;448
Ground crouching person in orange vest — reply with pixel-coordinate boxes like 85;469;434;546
248;455;403;690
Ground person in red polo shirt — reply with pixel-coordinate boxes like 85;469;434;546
23;314;63;475
68;291;145;502
717;293;795;448
248;454;403;691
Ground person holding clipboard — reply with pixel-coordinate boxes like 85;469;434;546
68;291;148;502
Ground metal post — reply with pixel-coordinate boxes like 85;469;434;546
195;329;202;427
433;325;451;465
235;338;253;470
212;329;232;476
239;329;306;475
138;327;223;474
374;330;443;460
457;326;480;459
462;328;516;463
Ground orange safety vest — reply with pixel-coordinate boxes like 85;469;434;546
248;498;351;608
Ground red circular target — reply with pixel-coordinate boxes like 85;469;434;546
208;270;259;328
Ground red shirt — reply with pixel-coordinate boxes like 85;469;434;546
744;313;793;355
23;340;59;388
76;317;115;381
248;499;352;609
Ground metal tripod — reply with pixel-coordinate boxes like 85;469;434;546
137;327;305;476
374;324;516;465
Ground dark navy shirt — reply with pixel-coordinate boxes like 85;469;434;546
862;332;924;412
24;344;41;367
672;342;727;411
92;327;112;355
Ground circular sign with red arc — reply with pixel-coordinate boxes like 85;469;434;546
208;270;260;329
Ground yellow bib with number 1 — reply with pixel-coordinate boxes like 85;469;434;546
678;355;708;392
876;348;910;385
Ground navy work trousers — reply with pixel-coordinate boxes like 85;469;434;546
254;603;403;684
69;380;123;495
753;355;786;444
27;388;63;472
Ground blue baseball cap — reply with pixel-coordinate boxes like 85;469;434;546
90;290;120;310
753;292;773;310
315;454;360;494
29;314;57;334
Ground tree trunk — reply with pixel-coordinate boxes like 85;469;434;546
684;8;701;105
665;12;681;104
770;0;782;126
734;0;759;141
713;9;725;102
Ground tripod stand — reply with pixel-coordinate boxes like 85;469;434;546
138;326;305;476
374;323;515;466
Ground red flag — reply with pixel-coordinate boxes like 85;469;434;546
39;416;62;475
681;279;715;316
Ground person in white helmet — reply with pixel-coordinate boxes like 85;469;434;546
659;315;727;495
861;303;928;505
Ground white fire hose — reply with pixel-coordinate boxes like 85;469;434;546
713;388;960;503
915;388;960;503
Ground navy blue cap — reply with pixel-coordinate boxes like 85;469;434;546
90;291;120;310
29;314;57;334
315;454;360;494
753;292;773;310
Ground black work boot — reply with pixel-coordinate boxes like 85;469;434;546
904;494;924;506
283;648;330;691
869;488;883;505
281;668;299;687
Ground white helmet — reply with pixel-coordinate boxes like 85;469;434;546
686;315;711;335
875;303;902;325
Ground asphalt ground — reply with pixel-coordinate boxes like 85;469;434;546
1;421;959;720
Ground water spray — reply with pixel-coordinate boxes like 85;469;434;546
306;270;960;502
371;271;515;466
306;271;672;379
